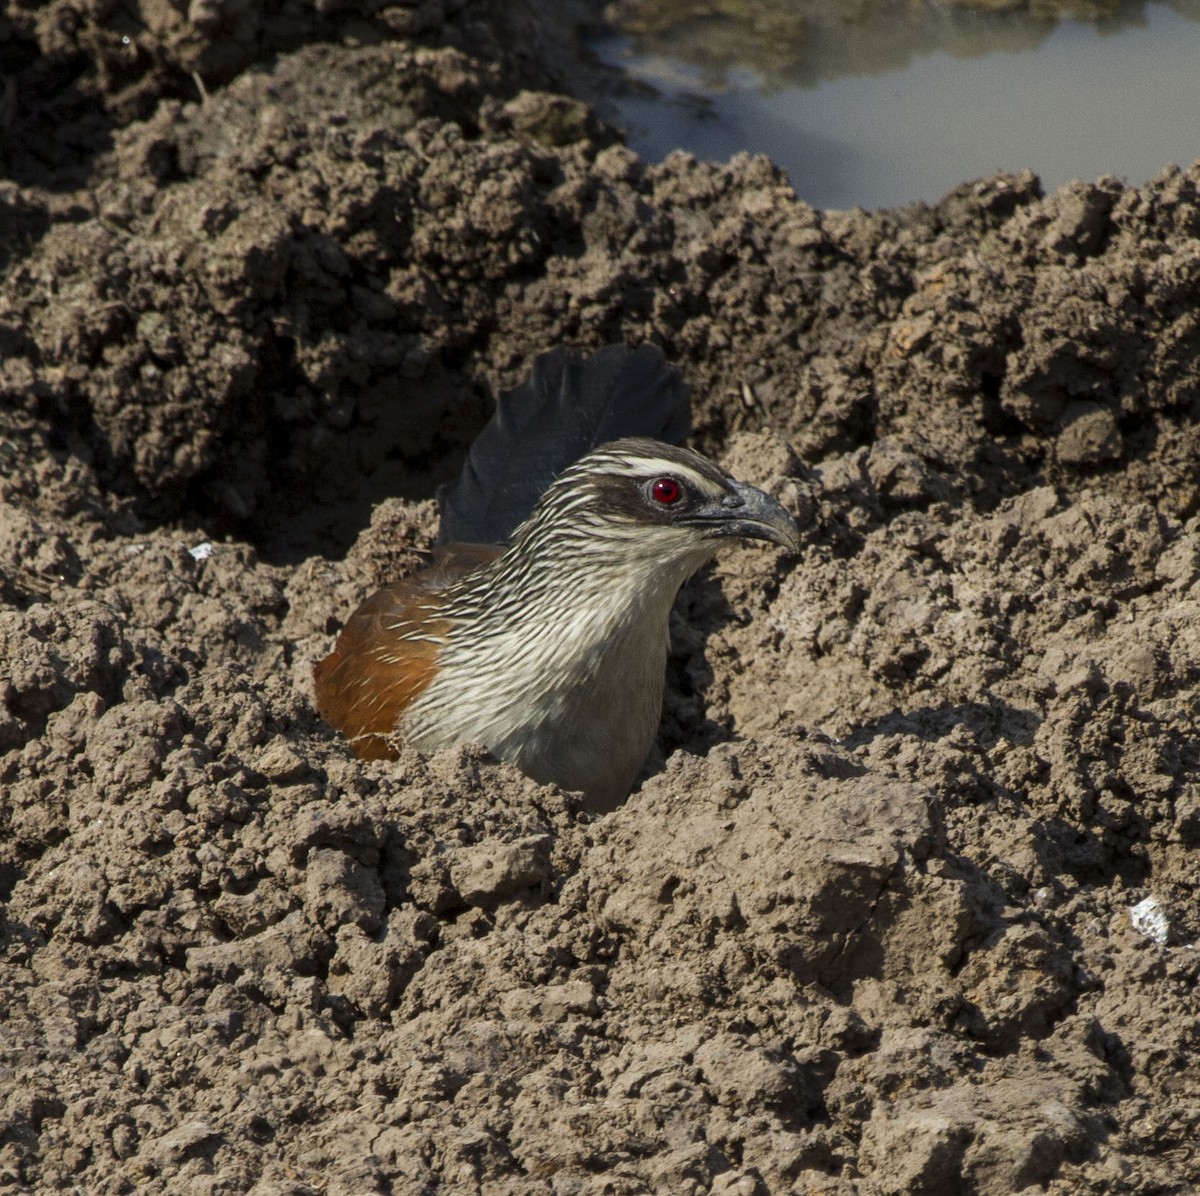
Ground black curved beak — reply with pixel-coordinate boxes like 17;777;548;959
690;480;802;552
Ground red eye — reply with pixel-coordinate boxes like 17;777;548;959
650;477;682;505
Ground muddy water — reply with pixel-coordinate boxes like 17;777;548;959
594;0;1200;209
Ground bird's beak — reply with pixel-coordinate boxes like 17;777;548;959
692;480;802;552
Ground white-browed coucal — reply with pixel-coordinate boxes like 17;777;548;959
314;345;801;810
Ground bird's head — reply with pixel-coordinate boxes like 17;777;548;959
513;437;802;570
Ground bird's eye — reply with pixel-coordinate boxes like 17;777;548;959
650;477;683;505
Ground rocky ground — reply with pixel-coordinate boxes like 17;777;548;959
2;3;1200;1193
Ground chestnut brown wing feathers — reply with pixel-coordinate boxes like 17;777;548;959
313;544;501;760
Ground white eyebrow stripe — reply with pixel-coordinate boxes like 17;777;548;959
606;457;726;490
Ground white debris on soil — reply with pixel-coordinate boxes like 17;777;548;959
189;541;215;561
1129;896;1170;945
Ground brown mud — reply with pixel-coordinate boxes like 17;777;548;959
2;4;1200;1193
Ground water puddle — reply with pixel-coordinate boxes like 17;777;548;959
592;0;1200;209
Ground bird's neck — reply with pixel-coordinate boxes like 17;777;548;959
457;530;712;655
403;530;716;808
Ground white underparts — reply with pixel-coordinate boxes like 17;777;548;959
400;525;716;811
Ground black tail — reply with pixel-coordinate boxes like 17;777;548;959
437;344;691;545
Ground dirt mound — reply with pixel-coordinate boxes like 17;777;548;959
2;5;1199;1193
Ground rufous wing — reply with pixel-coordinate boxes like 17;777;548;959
313;544;501;760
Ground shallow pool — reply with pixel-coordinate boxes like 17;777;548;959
592;0;1200;210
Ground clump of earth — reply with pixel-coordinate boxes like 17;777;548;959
2;3;1199;1192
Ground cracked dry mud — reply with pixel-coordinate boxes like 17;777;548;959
2;4;1200;1193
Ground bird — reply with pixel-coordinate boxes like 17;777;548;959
313;344;801;811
